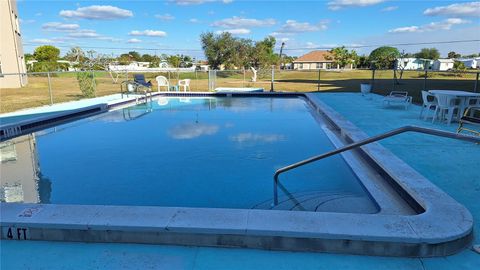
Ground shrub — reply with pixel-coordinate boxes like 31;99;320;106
76;71;96;98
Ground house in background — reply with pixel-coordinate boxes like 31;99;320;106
0;0;28;88
293;50;352;70
395;58;432;70
457;58;480;69
432;59;454;71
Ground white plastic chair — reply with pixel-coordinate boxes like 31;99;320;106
178;79;191;92
155;76;169;92
382;91;412;110
419;90;437;120
432;94;461;125
465;97;480;116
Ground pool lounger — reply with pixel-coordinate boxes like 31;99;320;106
215;87;264;93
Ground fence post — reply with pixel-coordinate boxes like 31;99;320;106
371;68;376;91
195;69;198;91
243;68;246;88
92;69;97;97
474;72;479;93
423;70;428;91
47;72;53;105
317;69;321;91
270;65;275;92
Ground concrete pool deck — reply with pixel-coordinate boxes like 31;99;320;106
1;92;480;268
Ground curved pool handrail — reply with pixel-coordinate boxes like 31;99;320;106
273;125;480;206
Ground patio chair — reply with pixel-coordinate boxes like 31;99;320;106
155;76;170;92
432;94;461;125
419;90;437;120
465;97;480;116
134;74;152;88
382;91;412;110
178;79;191;92
457;106;480;136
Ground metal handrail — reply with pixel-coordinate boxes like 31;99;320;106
273;125;480;206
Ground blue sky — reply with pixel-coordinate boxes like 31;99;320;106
18;0;480;59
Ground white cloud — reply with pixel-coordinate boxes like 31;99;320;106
59;5;133;20
155;13;175;21
189;18;200;23
275;20;328;34
127;38;142;43
19;19;36;24
328;0;385;10
30;38;56;44
229;133;286;143
42;22;80;32
424;2;480;17
168;123;219;139
66;29;118;41
129;30;167;37
212;16;276;28
215;28;251;35
389;18;470;33
172;0;232;5
381;6;398;12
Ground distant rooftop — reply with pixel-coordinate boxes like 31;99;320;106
293;50;334;63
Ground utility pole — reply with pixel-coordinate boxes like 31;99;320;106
279;42;285;70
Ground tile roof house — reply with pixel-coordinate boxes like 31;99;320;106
292;50;353;70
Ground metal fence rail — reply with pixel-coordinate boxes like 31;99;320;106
1;68;479;113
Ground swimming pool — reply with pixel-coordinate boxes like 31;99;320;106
0;92;475;257
1;96;376;213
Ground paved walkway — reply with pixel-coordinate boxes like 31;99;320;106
1;93;479;269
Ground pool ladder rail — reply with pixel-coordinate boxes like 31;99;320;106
273;125;480;206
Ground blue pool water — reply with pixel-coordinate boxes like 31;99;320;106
1;97;375;211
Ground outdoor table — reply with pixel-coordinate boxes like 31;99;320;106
428;90;480;119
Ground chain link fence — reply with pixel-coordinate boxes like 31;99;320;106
1;68;478;113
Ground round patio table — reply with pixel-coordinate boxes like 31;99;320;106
428;90;480;119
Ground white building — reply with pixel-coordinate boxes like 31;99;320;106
0;0;28;88
395;58;432;70
457;58;479;69
432;59;454;71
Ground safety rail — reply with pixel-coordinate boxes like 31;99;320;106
273;125;480;205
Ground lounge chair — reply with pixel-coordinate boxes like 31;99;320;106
155;76;169;92
382;91;412;110
457;106;480;136
134;74;152;88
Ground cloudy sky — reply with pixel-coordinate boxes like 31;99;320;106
18;0;480;58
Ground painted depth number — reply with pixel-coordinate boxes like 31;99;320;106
3;227;29;240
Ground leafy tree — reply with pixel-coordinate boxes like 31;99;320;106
356;55;370;68
251;36;277;68
128;51;141;61
415;48;440;60
447;51;461;59
149;55;160;68
118;53;132;65
453;61;466;71
166;54;182;68
140;54;154;62
24;53;35;61
328;46;357;69
369;46;400;69
33;45;60;62
200;32;238;69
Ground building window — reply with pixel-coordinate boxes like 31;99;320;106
316;63;322;69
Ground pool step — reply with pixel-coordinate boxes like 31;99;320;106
252;191;378;213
